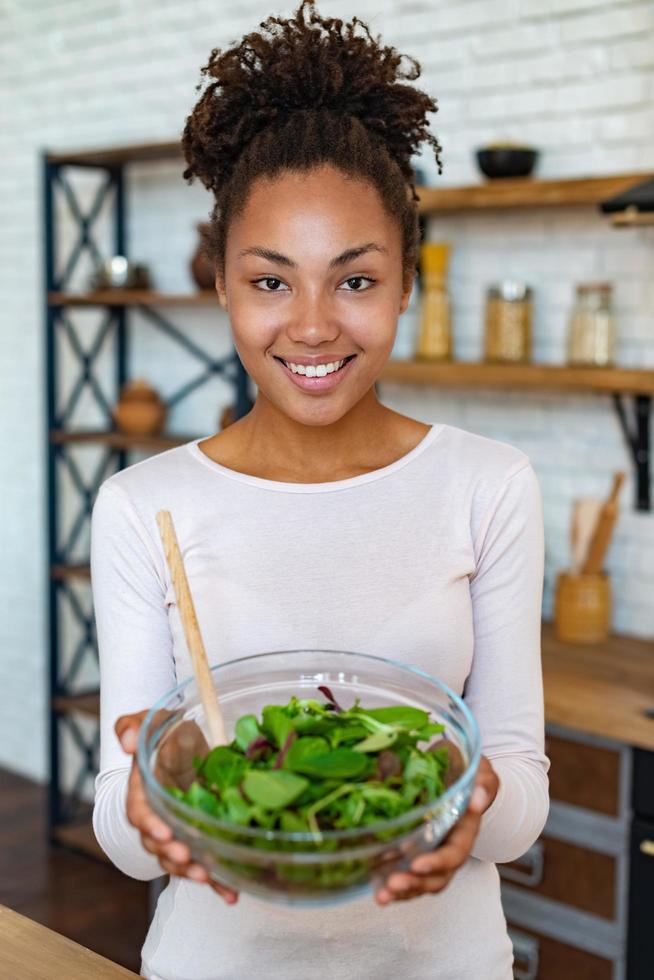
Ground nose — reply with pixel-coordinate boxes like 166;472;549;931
284;290;341;347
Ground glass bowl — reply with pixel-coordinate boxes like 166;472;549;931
137;649;480;906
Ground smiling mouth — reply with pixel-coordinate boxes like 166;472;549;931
273;355;357;376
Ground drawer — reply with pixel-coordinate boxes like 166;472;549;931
546;733;622;816
508;923;615;980
499;834;616;920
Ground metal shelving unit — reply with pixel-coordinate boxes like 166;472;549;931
42;141;254;857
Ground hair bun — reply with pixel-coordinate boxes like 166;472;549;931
182;0;441;194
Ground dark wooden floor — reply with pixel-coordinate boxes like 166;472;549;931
0;767;150;973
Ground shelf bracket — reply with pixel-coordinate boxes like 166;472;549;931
612;393;651;511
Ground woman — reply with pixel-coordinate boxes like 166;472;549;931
91;2;549;977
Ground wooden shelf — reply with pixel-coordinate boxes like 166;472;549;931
54;691;99;718
50;429;195;452
380;360;654;396
46;140;182;167
542;620;654;752
48;290;217;307
52;820;108;863
416;171;653;214
51;563;91;581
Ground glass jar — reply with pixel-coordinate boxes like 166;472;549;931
567;283;615;367
484;281;532;363
415;242;452;361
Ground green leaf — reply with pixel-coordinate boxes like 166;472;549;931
292;710;334;736
261;705;295;749
221;785;253;825
184;780;220;817
411;721;446;741
283;736;330;771
327;723;369;747
202;746;247;793
351;729;398;753
280;810;310;833
289;747;370;779
242;769;309;810
363;706;430;729
234;714;260;753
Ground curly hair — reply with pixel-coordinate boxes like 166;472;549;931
181;0;442;289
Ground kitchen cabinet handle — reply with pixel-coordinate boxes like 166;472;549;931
499;841;544;887
508;928;540;980
640;839;654;857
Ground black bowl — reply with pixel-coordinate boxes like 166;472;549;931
476;147;538;179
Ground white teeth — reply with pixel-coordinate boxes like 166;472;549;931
283;358;347;376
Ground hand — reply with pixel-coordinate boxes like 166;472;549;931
115;709;239;905
374;755;499;905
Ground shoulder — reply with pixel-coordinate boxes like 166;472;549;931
96;443;195;504
91;443;202;544
432;424;539;541
435;423;532;485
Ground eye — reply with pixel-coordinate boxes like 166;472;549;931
340;276;376;292
252;277;290;292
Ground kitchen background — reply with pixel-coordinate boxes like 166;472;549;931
0;0;653;976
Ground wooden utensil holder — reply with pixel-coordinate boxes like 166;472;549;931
554;570;611;644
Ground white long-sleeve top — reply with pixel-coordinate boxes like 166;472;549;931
91;422;549;980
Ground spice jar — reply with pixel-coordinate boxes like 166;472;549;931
567;282;615;367
484;281;532;363
415;242;452;361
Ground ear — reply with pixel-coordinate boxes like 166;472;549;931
399;271;415;316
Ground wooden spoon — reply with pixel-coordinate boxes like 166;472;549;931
156;509;227;747
580;472;626;576
570;498;603;575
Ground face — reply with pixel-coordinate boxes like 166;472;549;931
216;163;413;427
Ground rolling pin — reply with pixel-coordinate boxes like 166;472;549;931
580;472;626;575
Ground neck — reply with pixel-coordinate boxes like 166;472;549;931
234;387;396;481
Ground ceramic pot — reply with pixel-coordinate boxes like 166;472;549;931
114;379;167;436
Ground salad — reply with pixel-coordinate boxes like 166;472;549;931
166;686;454;839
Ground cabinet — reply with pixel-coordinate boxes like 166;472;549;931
501;725;654;979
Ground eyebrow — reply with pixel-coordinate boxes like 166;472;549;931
237;242;388;270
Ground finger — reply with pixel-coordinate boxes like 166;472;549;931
115;710;148;753
158;856;192;878
126;764;172;842
383;870;424;896
468;785;490;814
411;814;480;875
376;877;423;903
407;873;449;893
140;831;191;872
160;839;191;864
208;879;239;904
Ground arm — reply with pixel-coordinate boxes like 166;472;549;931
466;460;549;864
90;481;175;880
376;459;549;905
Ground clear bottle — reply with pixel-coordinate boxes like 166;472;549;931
484;281;533;364
567;283;615;367
415;242;452;361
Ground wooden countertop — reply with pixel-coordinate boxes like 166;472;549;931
0;905;139;979
542;621;654;751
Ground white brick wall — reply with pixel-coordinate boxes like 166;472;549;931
1;0;653;781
